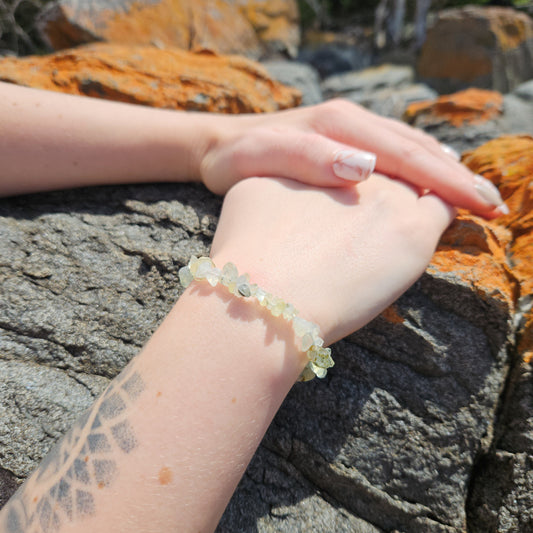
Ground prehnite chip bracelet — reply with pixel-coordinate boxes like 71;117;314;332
178;256;334;382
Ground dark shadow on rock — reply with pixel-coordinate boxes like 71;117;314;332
0;183;512;532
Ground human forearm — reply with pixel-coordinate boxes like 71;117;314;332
0;82;221;196
0;286;304;533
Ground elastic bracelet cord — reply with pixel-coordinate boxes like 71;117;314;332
178;256;334;382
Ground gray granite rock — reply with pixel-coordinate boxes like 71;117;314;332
346;83;437;119
320;64;436;119
321;64;414;101
261;60;323;106
0;180;523;532
467;358;533;533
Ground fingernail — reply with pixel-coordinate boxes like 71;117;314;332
441;144;461;161
333;149;376;182
496;203;510;216
474;174;509;212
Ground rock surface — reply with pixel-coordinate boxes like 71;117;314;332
0;43;301;113
404;86;533;153
418;6;533;94
321;64;437;119
461;136;533;533
261;60;323;106
0;135;532;531
38;0;300;59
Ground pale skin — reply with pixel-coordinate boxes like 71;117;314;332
0;81;506;216
0;82;496;532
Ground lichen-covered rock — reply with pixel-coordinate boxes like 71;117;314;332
38;0;300;59
0;137;531;531
418;6;533;93
0;43;301;113
461;135;533;533
404;88;504;128
404;87;533;154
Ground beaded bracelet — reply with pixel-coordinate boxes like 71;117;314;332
178;256;334;382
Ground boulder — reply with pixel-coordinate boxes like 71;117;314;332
261;60;323;106
404;87;533;154
321;64;437;119
0;136;532;531
461;136;533;533
37;0;300;59
418;6;533;94
0;43;301;113
322;64;414;100
298;29;373;79
404;88;504;127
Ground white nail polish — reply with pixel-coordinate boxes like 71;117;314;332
441;144;461;161
474;175;505;208
496;203;510;216
333;149;376;182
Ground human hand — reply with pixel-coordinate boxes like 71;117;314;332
210;174;456;345
200;100;507;218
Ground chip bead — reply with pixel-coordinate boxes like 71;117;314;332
179;257;333;380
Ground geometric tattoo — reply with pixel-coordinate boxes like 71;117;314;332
0;367;145;533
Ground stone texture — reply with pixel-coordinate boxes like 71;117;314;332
460;136;533;533
418;6;533;94
38;0;300;59
261;60;323;106
404;88;504;128
1;138;531;531
322;64;414;101
404;87;533;154
320;64;436;119
298;29;373;79
0;43;301;113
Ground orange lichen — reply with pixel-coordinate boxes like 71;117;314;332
0;43;301;113
40;0;299;58
405;89;503;127
462;135;533;362
381;305;404;325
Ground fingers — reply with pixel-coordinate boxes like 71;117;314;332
208;127;376;192
309;100;509;217
417;192;457;234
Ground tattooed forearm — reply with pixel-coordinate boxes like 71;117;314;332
0;367;145;533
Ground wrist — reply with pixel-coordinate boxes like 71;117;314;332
180;256;333;381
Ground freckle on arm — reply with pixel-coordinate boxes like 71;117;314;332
158;467;173;486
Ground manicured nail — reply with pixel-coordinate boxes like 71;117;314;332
474;174;509;212
333;149;376;182
441;144;461;161
496;203;510;216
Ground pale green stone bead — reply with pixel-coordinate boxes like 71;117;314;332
293;316;316;338
255;288;267;304
298;365;316;382
282;303;298;321
308;346;334;369
249;284;258;297
188;255;199;276
301;332;314;351
262;293;274;308
221;262;238;284
206;267;221;287
310;363;327;379
237;282;251;297
178;266;193;288
270;297;286;317
194;258;214;280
